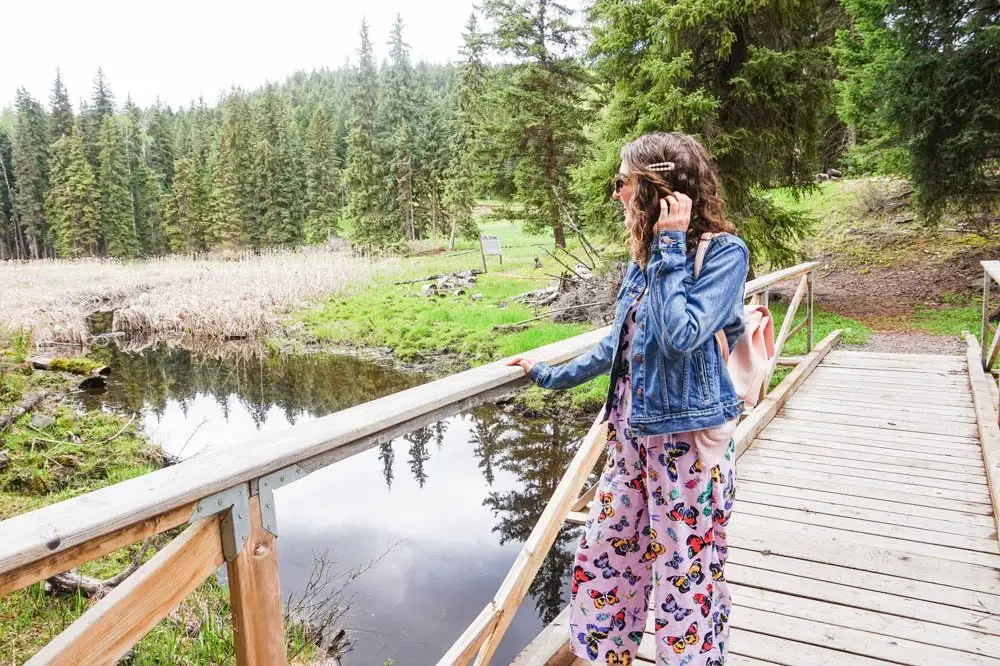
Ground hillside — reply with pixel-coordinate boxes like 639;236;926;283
771;178;997;350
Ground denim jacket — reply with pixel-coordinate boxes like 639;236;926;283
529;230;750;434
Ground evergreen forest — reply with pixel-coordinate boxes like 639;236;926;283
1;1;996;263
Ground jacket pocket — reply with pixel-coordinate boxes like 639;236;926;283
691;348;714;407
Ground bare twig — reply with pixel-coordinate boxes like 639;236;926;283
96;413;136;444
285;543;398;661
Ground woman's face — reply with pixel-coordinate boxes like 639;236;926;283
614;162;636;211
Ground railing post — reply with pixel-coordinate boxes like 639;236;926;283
806;270;815;353
761;287;770;309
227;494;288;666
983;267;991;368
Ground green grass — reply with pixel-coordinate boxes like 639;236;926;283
294;217;608;413
907;300;981;340
768;301;872;353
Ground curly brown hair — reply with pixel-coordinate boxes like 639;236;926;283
620;132;734;268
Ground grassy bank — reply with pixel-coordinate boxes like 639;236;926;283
294;216;874;417
295;219;614;416
0;345;317;665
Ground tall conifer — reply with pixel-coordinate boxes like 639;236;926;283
304;107;341;242
49;70;74;142
384;15;416;239
443;13;487;248
346;20;398;246
11;88;51;258
581;0;833;264
163;155;205;254
48;119;101;257
481;0;588;248
97;115;139;257
253;87;304;246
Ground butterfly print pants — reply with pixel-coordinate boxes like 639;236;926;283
569;421;735;665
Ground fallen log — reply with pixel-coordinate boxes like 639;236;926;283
30;356;111;377
44;539;153;599
0;391;51;434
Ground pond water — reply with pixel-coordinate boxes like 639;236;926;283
80;343;589;665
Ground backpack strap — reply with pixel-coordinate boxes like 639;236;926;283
694;232;731;363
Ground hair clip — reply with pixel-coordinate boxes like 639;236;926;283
647;161;675;172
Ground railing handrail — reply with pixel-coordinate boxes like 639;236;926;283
745;261;820;297
0;260;821;584
0;329;609;576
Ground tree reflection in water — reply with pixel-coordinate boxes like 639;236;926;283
468;405;594;624
84;342;594;628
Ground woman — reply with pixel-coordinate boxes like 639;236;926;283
508;132;749;665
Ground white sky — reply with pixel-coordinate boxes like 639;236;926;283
2;0;480;111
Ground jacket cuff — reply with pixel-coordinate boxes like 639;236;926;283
529;361;550;386
656;230;686;251
649;230;687;270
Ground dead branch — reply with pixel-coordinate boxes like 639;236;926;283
556;245;594;271
0;391;51;434
285;545;397;662
493;301;605;331
536;246;585;280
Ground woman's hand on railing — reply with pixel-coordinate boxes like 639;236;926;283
507;356;536;376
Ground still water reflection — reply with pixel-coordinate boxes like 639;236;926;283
82;344;588;664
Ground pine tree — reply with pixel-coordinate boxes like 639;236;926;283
383;15;417;239
481;0;589;248
48;119;101;257
208;133;244;249
443;13;487;249
253;87;304;247
215;92;256;245
581;0;836;265
304;107;341;242
836;0;999;227
91;68;115;120
50;70;74;142
345;20;398;246
11;88;51;258
208;93;252;249
0;129;19;259
412;88;452;243
97;115;139;257
85;69;116;168
163;155;205;254
122;99;162;254
146;100;175;189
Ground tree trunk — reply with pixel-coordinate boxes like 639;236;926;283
553;220;566;249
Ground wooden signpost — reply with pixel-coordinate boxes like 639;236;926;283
479;234;502;273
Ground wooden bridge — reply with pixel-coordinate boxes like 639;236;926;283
3;261;1000;665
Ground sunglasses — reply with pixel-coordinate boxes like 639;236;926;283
614;174;628;194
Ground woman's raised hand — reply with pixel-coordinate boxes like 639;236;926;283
506;356;536;375
654;192;692;233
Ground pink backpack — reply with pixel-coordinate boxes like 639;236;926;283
695;234;775;408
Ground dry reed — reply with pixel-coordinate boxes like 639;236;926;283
0;248;395;346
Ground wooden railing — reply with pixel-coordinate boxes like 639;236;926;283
0;261;821;666
441;261;824;666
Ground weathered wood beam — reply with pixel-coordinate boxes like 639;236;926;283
228;496;288;666
26;516;223;666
